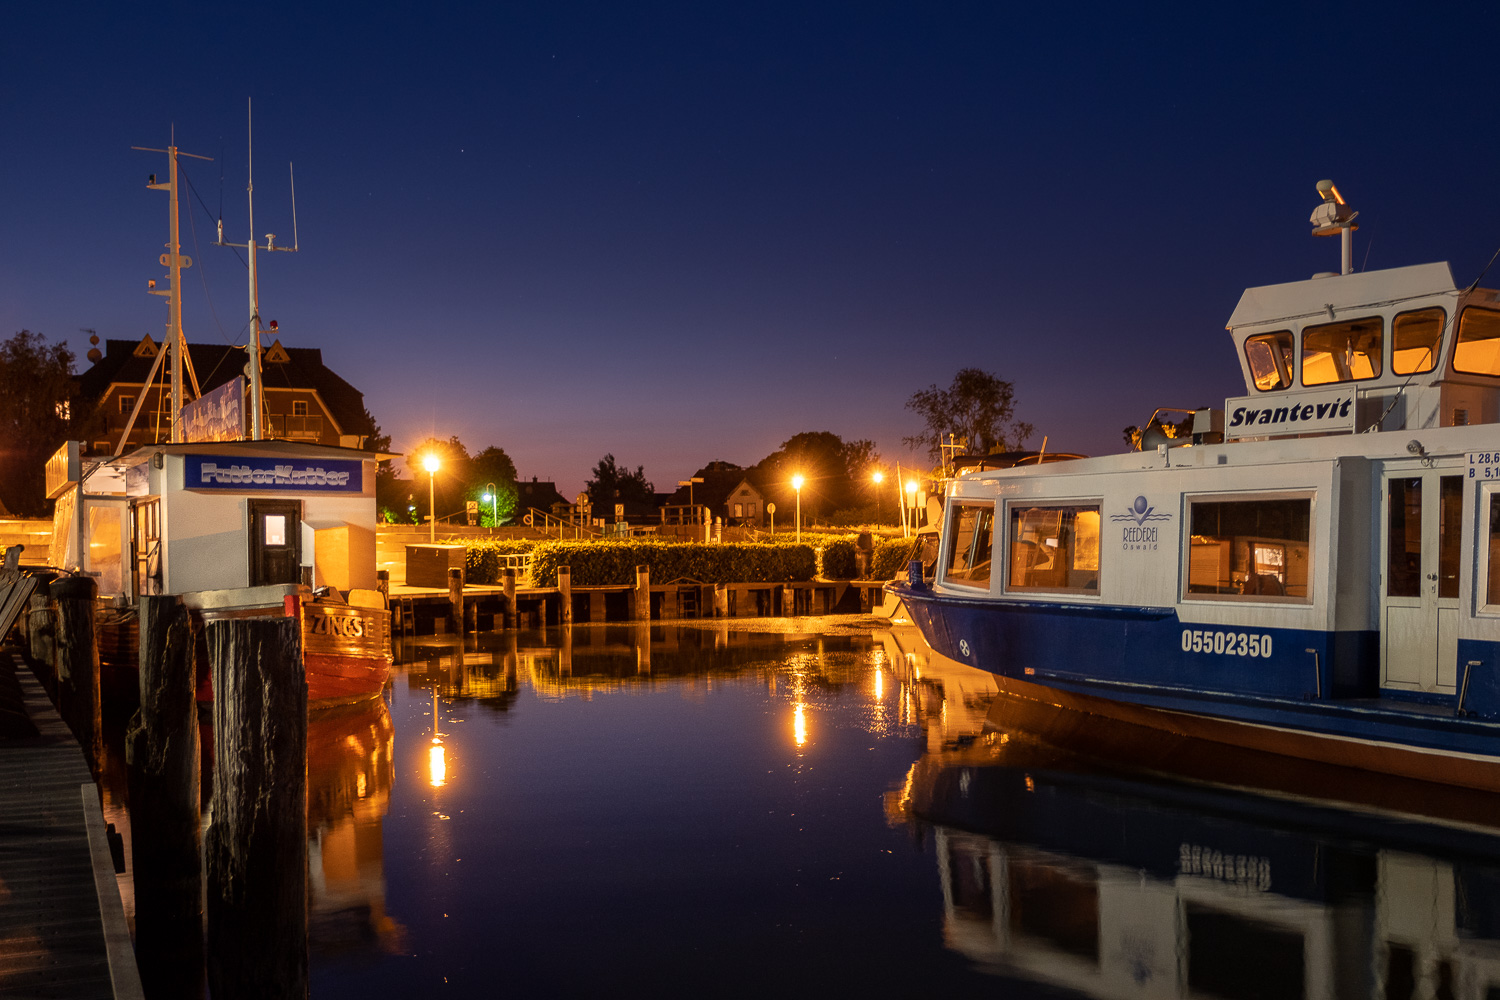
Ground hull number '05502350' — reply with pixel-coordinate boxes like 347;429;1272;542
1180;629;1273;657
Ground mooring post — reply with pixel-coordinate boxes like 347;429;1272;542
376;568;389;600
502;568;517;629
126;594;203;996
632;564;650;621
713;583;728;618
51;575;102;775
205;616;308;1000
558;565;573;624
447;568;464;633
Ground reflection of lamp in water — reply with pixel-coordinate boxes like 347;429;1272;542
873;667;883;700
428;686;446;787
793;702;808;747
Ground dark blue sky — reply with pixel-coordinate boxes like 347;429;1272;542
7;3;1500;494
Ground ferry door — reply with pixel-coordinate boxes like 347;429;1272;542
248;499;302;587
1380;472;1462;693
131;498;162;598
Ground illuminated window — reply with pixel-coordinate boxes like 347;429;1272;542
1392;307;1445;375
943;504;994;588
264;514;287;547
1186;495;1312;601
1302;316;1382;385
1007;503;1100;594
1244;331;1294;391
292;400;309;416
1454;305;1500;377
1488;493;1500;606
733;503;743;517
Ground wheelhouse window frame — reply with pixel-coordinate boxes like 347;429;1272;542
1301;315;1383;387
1453;304;1500;378
939;500;996;591
1181;490;1316;605
1003;499;1103;598
1391;306;1446;377
1244;330;1296;392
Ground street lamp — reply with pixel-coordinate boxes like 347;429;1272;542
905;479;919;532
483;482;497;528
791;474;804;543
424;453;441;543
872;470;884;524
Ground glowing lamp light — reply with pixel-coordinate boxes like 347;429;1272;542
872;471;884;484
423;454;441;473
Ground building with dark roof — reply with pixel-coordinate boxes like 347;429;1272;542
76;335;372;454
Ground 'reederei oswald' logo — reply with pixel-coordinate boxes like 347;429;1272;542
1111;496;1171;550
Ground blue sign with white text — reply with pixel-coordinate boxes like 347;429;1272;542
184;454;364;494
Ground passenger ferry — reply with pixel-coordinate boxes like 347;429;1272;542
889;181;1500;792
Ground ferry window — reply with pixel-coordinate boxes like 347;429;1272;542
1454;305;1500;377
1392;307;1445;376
1008;504;1101;594
943;504;994;588
1489;494;1500;606
1302;316;1382;385
1244;331;1294;391
1186;495;1312;601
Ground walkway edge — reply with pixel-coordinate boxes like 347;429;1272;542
82;783;145;1000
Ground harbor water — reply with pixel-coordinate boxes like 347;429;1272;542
104;619;1500;996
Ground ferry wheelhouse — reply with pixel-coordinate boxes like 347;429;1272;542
890;183;1500;790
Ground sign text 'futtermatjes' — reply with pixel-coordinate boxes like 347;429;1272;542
184;454;364;493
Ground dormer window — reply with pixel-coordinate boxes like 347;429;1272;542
1302;316;1382;386
1455;305;1500;377
1392;307;1445;376
1245;331;1294;391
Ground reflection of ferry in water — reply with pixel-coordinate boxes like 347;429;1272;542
891;182;1500;791
306;698;403;954
895;737;1500;998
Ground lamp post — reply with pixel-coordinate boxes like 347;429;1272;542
482;482;497;529
905;479;919;532
791;474;804;543
424;453;440;543
872;470;884;524
896;462;907;537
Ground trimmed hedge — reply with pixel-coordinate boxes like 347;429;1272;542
529;540;816;587
454;533;917;585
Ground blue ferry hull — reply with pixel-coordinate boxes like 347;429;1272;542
891;583;1500;792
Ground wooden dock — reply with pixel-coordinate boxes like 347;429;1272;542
0;648;142;1000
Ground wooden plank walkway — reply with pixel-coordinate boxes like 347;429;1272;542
0;648;142;1000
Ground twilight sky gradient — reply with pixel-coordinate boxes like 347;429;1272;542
7;3;1500;496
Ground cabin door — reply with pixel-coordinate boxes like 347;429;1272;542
1380;471;1462;693
248;499;302;587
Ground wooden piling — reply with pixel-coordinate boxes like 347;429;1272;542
781;583;795;618
51;576;101;775
126;595;203;997
26;570;58;694
632;564;650;621
502;568;517;629
204;616;308;1000
558;566;573;624
713;583;728;618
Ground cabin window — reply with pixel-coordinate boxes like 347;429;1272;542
1301;316;1382;385
1392;307;1445;376
1186;495;1312;601
1454;305;1500;377
943;504;994;588
1007;503;1101;595
1488;493;1500;607
1244;331;1294;391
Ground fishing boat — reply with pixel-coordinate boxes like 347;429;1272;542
43;131;391;710
888;180;1500;792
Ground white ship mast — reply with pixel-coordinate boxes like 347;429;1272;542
132;131;212;445
215;98;299;440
